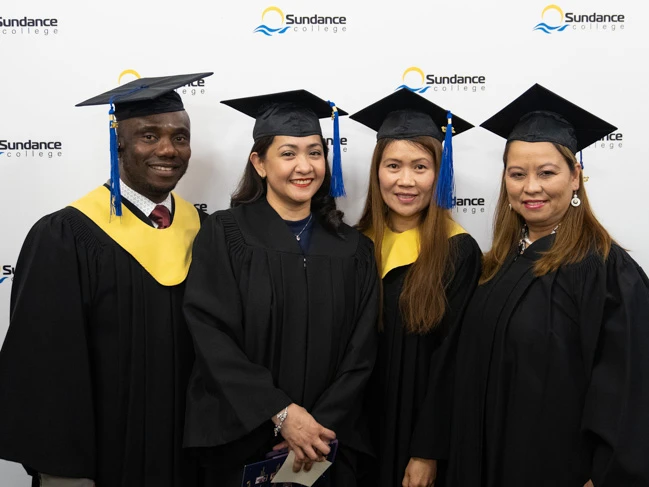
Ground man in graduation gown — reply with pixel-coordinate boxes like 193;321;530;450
0;72;212;487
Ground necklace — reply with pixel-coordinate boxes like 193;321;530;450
294;214;313;241
518;224;560;255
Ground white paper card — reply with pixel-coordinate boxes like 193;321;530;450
270;451;332;486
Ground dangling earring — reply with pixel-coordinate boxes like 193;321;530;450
508;203;512;211
571;191;581;207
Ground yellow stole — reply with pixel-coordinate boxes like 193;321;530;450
367;221;467;278
69;186;201;286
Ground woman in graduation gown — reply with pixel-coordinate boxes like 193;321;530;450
350;89;482;487
445;84;649;487
182;91;379;486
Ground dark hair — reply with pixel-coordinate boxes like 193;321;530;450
231;135;344;235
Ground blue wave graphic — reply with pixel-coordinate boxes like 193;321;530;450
533;22;569;34
395;84;430;94
0;277;8;284
253;24;290;36
0;152;4;156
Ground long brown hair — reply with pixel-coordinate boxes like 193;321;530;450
231;135;344;235
357;136;455;334
481;142;612;283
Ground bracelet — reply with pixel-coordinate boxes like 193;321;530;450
273;407;289;437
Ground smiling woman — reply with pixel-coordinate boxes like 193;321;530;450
182;90;379;487
248;134;326;221
443;84;649;487
351;89;481;487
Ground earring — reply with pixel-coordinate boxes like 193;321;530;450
570;191;581;207
508;203;512;211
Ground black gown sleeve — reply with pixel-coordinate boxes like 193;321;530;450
0;212;96;479
183;214;293;446
575;246;649;485
409;234;482;459
310;236;380;449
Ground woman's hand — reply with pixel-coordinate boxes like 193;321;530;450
271;404;336;471
402;457;437;487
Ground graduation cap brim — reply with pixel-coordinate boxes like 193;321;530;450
76;72;214;107
221;89;348;119
480;83;617;152
349;88;473;140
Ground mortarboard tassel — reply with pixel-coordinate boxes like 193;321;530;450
108;101;122;217
328;100;346;198
579;150;584;169
436;110;455;209
106;85;148;218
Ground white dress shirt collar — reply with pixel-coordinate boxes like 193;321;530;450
119;180;172;228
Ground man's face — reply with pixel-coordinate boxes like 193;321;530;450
118;110;191;203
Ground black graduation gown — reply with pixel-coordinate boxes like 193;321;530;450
364;233;481;487
447;236;649;486
182;198;379;485
0;196;206;487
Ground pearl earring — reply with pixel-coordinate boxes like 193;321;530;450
508;203;512;211
570;191;581;207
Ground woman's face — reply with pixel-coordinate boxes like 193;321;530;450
505;141;580;233
251;135;326;213
378;140;436;232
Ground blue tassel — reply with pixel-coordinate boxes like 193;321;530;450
579;150;584;169
327;100;346;198
436;110;455;209
105;85;148;218
108;101;122;217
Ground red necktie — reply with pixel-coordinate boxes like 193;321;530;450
149;205;171;229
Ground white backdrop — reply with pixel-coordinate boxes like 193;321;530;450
0;0;646;484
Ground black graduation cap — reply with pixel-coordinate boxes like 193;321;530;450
76;72;214;121
480;84;617;153
221;89;349;197
349;88;473;141
221;89;348;141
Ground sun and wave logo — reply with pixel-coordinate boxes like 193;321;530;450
534;4;568;33
118;69;141;84
254;6;290;36
395;67;429;93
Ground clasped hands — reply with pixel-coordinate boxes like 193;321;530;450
271;403;336;473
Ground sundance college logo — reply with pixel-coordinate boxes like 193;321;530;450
533;4;625;33
396;67;487;94
0;16;59;35
0;265;15;285
452;196;486;215
118;69;208;97
253;6;347;36
0;139;63;159
591;132;623;150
